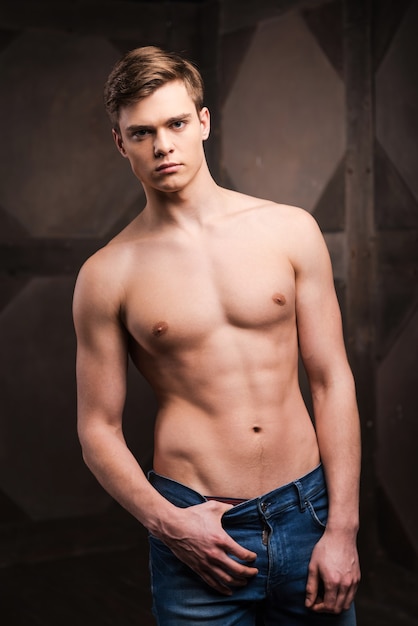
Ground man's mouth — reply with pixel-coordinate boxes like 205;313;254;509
155;162;182;173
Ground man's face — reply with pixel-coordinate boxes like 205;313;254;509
113;80;210;193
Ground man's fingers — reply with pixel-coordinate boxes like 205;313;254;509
332;582;354;613
322;584;338;612
205;574;234;595
209;545;259;580
215;502;258;563
227;543;258;563
220;530;257;563
199;558;257;595
305;566;319;608
168;501;259;594
199;570;234;596
308;580;358;614
197;542;258;595
209;564;254;588
337;579;359;612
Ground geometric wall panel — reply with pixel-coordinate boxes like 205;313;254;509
323;231;346;282
375;141;418;230
0;31;141;238
0;204;28;240
375;0;418;571
0;488;29;524
372;0;413;71
0;206;30;312
376;231;418;357
313;157;345;232
376;1;418;205
376;306;418;554
222;10;345;213
0;277;111;520
0;276;156;520
219;25;256;106
302;0;343;78
377;277;418;363
0;273;30;315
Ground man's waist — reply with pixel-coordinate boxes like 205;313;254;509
148;463;326;517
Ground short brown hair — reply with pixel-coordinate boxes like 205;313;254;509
104;46;204;127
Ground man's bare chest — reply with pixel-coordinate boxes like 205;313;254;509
122;237;296;350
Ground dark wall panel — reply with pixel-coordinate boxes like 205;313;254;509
0;5;417;621
0;1;206;551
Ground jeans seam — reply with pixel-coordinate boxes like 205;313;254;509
305;498;327;529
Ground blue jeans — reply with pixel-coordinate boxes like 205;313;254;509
148;465;356;625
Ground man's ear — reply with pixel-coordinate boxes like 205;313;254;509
112;128;127;157
200;107;210;141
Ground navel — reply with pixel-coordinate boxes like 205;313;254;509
252;426;262;433
272;293;286;306
152;321;169;337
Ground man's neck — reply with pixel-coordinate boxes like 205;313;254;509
141;168;226;232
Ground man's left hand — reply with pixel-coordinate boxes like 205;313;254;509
305;529;360;613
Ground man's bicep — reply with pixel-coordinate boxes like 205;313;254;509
73;268;129;431
76;321;128;422
294;225;348;384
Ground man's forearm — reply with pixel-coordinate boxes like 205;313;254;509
79;421;178;535
311;379;361;532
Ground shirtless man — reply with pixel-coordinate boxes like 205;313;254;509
73;46;360;625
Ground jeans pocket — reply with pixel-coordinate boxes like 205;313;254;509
305;488;328;529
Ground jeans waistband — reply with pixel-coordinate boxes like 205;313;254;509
148;464;326;522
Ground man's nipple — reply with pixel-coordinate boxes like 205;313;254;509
272;293;286;306
152;321;169;337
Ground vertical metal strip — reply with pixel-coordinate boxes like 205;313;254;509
343;0;378;589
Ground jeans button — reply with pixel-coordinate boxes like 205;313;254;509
261;502;267;512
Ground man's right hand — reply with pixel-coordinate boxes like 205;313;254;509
157;500;258;595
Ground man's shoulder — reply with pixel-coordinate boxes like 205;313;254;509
78;215;149;280
74;235;138;317
226;190;318;229
78;240;128;282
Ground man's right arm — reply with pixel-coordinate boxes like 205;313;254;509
73;253;174;531
72;253;258;594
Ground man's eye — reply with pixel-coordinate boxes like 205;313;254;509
172;120;185;129
133;129;151;138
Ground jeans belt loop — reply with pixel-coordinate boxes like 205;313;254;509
294;481;306;512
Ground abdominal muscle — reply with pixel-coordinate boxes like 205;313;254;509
143;330;321;499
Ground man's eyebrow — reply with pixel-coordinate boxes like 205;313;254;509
126;123;152;133
126;113;193;133
166;113;193;124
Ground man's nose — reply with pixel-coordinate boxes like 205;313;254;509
154;130;173;157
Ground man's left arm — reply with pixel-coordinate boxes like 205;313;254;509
292;210;361;614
